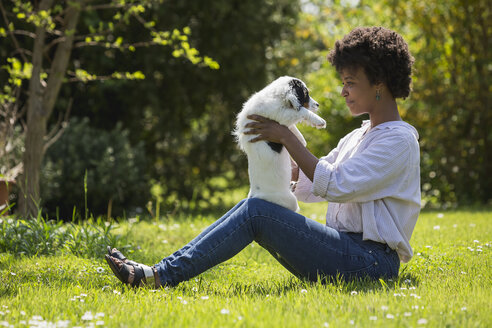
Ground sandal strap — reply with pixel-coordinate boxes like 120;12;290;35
132;265;155;287
107;246;140;266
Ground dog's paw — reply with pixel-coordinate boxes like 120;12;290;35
312;118;326;129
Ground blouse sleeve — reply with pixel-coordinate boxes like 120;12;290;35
294;146;340;203
311;132;415;203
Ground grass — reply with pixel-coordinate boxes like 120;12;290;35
0;201;491;327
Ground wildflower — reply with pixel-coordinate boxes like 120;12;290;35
323;322;329;327
381;305;389;311
404;312;412;317
20;311;26;316
101;285;110;291
350;291;358;295
369;316;377;321
96;267;105;273
386;314;395;319
349;320;355;325
433;225;440;230
417;318;428;325
9;272;15;276
31;315;43;321
0;321;9;327
81;312;94;321
96;321;105;326
201;296;209;300
437;213;444;218
57;320;71;328
95;313;105;318
220;309;230;315
300;289;308;294
461;307;467;311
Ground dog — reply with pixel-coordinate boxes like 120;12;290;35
234;76;326;212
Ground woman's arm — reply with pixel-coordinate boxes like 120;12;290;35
244;114;319;181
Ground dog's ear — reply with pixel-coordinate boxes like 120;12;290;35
287;79;309;111
286;92;301;110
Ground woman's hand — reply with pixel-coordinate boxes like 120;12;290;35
243;114;292;144
243;114;319;182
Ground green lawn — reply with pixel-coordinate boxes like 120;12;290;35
1;202;491;327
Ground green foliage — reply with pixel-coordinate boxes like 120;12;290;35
279;0;491;207
2;0;488;213
41;118;150;218
63;0;301;210
391;0;491;207
0;213;131;258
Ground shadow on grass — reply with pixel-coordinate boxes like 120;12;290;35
122;269;422;298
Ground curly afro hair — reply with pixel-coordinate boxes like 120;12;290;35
327;26;414;99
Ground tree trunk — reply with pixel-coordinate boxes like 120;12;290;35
18;1;81;217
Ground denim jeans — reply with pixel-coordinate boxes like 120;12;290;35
154;198;400;286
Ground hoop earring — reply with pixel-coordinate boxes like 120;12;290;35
376;89;381;101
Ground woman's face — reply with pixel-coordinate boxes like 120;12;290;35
340;67;379;116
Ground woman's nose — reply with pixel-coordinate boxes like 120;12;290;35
340;85;348;97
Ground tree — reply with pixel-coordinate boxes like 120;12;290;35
0;0;218;217
49;0;302;213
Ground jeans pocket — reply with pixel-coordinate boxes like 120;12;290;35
368;248;400;279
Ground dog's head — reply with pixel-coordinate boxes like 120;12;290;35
284;78;319;113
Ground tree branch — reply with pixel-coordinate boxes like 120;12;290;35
43;97;72;152
42;1;82;118
0;1;29;63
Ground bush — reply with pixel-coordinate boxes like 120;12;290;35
0;214;133;258
41;117;150;219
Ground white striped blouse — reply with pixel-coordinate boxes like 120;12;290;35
294;120;421;262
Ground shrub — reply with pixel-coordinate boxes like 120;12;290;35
41;117;150;219
0;213;132;258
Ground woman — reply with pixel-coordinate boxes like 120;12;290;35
105;26;420;288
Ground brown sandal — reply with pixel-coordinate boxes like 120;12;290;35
107;246;140;266
105;255;158;288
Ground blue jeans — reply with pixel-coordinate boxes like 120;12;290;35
154;198;400;286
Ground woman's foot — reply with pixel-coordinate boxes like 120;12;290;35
105;253;161;288
107;246;140;266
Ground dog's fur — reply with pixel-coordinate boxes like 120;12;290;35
234;76;326;211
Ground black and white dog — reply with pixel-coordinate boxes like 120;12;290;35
234;76;326;211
